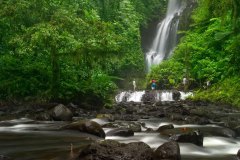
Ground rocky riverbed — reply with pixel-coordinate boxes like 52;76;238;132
0;94;240;160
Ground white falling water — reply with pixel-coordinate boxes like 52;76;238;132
146;0;185;71
180;91;193;100
160;91;174;101
127;91;145;102
115;91;193;103
115;91;145;103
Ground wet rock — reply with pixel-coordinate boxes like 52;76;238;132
35;112;51;121
170;113;184;121
237;149;240;159
78;140;153;160
121;114;140;121
125;105;139;114
145;128;154;132
189;108;209;117
185;116;210;125
165;105;190;116
173;90;181;101
169;130;204;146
106;128;134;137
157;124;174;132
61;120;105;138
102;122;141;132
51;104;73;121
153;141;181;160
154;101;164;106
141;91;156;103
67;102;78;109
220;127;236;138
96;114;114;122
235;126;240;136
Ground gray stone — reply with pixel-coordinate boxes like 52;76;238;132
102;121;141;132
78;140;153;160
51;104;73;121
153;141;181;160
157;124;174;132
169;130;204;146
61;120;105;138
106;128;134;137
237;149;240;159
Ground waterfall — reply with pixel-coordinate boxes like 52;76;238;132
146;0;185;71
115;91;193;103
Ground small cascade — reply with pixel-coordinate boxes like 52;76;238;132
160;91;174;101
115;91;128;102
115;90;192;103
115;91;145;103
127;91;145;102
180;91;193;100
146;0;185;71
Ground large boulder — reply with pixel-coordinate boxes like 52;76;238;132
78;140;153;160
106;128;134;137
51;104;73;121
157;124;174;132
153;141;181;160
169;130;204;146
61;120;105;138
161;127;235;139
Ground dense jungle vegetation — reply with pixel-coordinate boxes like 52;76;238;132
148;0;240;106
0;0;166;106
1;0;240;107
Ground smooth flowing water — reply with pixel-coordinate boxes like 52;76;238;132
105;118;240;160
0;117;239;160
146;0;185;71
0;119;96;160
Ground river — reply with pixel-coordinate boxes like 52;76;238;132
0;117;239;160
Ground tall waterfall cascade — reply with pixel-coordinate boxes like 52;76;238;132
146;0;185;71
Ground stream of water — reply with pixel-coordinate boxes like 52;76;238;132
0;117;239;160
105;118;240;160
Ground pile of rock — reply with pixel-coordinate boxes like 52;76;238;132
78;140;181;160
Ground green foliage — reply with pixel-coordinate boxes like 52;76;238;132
147;0;240;106
129;0;167;26
146;60;185;88
0;0;166;106
192;77;240;107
